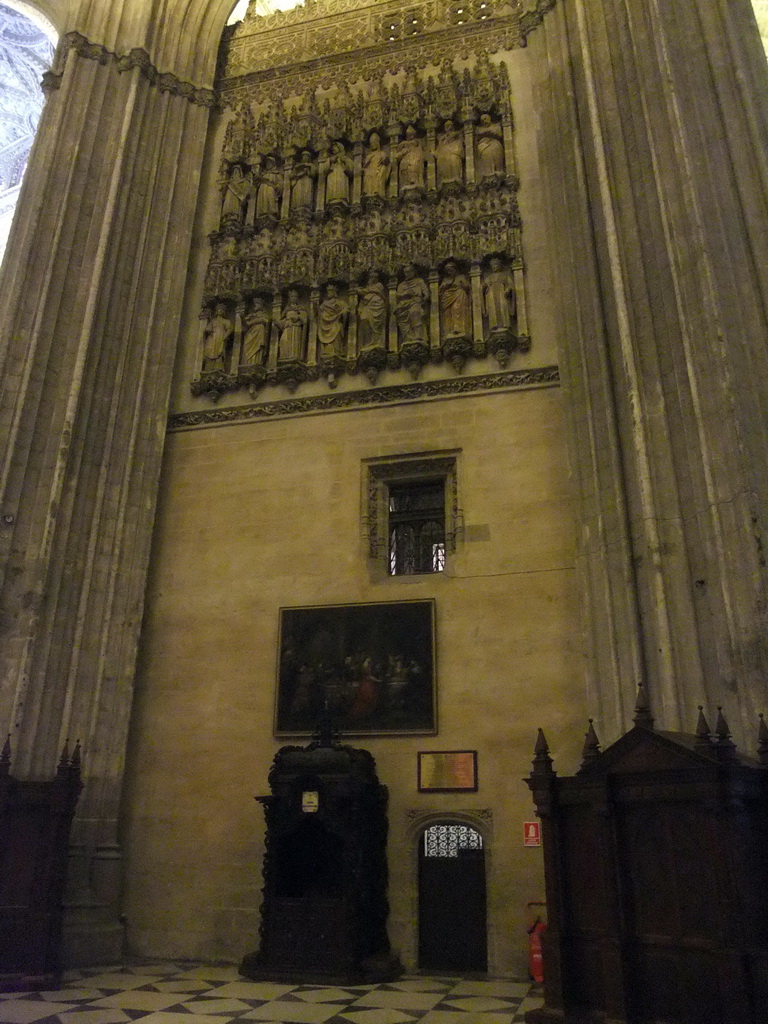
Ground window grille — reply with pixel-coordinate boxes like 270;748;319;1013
388;480;446;576
423;823;483;858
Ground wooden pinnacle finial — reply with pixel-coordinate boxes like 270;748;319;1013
531;728;554;776
580;718;601;769
757;713;768;767
58;739;70;768
71;740;82;772
714;706;738;760
633;682;654;729
694;705;712;753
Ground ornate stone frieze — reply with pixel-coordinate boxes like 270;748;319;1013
41;32;217;107
196;55;530;398
226;0;520;82
221;0;559;101
172;365;558;430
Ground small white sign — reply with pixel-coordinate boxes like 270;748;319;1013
302;791;319;813
524;821;541;847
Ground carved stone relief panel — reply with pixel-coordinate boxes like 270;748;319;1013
192;55;530;401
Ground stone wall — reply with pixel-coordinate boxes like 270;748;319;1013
122;385;583;975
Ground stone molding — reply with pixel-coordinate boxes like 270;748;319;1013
41;32;217;107
169;364;559;430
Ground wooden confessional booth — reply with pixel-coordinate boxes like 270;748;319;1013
525;692;768;1024
240;730;401;983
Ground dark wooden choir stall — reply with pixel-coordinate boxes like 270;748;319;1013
0;737;82;992
525;686;768;1024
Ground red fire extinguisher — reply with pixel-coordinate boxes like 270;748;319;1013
527;900;547;983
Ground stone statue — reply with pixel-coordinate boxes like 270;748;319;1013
475;114;505;178
439;261;471;337
396;126;426;191
202;304;233;372
277;289;307;361
317;284;348;358
255;155;281;218
242;296;271;365
395;264;429;344
326;142;351;205
290;151;315;213
483;257;516;331
357;271;387;350
435;121;464;187
221;165;250;225
363;133;390;198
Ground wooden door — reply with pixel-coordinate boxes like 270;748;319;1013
418;823;487;973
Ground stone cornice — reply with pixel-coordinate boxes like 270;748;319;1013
168;365;559;431
41;32;217;108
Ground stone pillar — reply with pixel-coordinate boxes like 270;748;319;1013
307;287;319;364
470;262;484;344
388;277;399;353
512;264;528;337
425;120;437;193
501;113;515;178
351;140;363;207
268;294;281;369
463;120;476;186
280;155;293;221
232;302;244;371
530;0;768;745
0;33;214;964
429;270;440;351
346;287;358;360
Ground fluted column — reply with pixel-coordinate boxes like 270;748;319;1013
529;0;768;745
0;34;214;963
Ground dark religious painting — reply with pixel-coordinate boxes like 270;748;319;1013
275;600;436;736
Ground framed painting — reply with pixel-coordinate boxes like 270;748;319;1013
418;750;478;792
275;599;436;736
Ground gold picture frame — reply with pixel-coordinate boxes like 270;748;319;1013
418;750;478;792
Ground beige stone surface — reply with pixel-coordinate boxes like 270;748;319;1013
122;386;583;975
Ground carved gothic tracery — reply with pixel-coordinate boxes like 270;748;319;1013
194;55;530;400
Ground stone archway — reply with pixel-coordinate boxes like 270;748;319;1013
403;809;495;974
0;1;55;259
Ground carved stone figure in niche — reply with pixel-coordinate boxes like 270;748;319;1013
317;283;349;357
395;264;429;344
203;304;233;372
326;142;351;205
475;114;505;178
439;261;471;337
357;271;387;350
483;257;516;333
277;289;307;361
363;133;390;198
221;165;251;225
242;296;271;365
436;121;464;187
396;126;426;191
256;155;281;218
291;151;315;213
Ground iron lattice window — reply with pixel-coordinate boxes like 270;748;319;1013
388;479;446;576
423;824;483;858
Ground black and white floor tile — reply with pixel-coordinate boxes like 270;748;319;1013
0;963;543;1024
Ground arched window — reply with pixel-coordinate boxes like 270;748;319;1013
753;0;768;58
228;0;304;22
0;1;55;261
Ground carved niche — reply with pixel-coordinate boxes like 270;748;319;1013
193;55;530;401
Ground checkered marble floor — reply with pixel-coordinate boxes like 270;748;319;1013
0;962;543;1024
